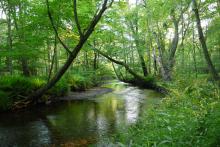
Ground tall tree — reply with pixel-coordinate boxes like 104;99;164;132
192;0;220;81
29;0;113;101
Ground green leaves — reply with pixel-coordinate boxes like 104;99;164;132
112;79;220;146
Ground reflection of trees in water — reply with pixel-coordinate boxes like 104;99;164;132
95;95;118;135
44;98;125;144
45;101;98;143
0;114;51;146
0;83;162;146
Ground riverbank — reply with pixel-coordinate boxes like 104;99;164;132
112;78;220;146
0;81;163;146
0;69;114;111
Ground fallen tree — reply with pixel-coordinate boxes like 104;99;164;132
89;44;167;93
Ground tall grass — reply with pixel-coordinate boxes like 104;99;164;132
112;78;220;146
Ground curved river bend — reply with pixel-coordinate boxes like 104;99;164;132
0;81;163;146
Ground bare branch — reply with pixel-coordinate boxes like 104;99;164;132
46;0;72;54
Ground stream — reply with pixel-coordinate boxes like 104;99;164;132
0;81;163;146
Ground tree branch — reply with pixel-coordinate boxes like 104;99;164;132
72;0;83;38
88;43;144;80
84;0;109;36
46;0;72;54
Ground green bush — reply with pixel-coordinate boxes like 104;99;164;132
198;103;220;146
64;65;114;91
0;76;69;110
66;73;94;91
0;66;113;111
48;78;69;97
112;79;220;146
0;91;12;111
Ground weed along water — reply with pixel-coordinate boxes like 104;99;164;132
0;81;163;146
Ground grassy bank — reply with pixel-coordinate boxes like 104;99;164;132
0;67;114;111
113;78;220;146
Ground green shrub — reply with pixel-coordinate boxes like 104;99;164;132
0;76;70;110
112;79;220;146
48;78;69;97
66;74;93;91
0;91;12;111
65;65;114;91
197;103;220;146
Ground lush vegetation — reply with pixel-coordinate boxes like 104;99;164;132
112;77;220;146
0;0;219;146
0;66;113;111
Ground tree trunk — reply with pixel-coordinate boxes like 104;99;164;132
153;11;180;81
1;0;13;74
6;4;13;74
94;51;98;70
12;2;31;76
192;22;198;78
92;46;145;81
129;5;148;77
136;40;148;77
21;58;30;76
54;36;58;72
192;0;219;81
29;0;111;101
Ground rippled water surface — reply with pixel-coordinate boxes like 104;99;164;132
0;81;163;146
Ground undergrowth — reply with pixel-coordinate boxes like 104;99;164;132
112;78;220;147
0;76;69;111
0;66;114;111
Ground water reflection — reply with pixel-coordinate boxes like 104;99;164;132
0;81;163;146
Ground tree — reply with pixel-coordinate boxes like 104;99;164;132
192;0;220;81
29;0;113;102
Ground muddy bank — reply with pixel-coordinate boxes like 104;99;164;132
59;87;113;101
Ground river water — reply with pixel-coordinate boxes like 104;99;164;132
0;81;163;146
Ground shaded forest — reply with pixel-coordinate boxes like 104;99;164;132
0;0;220;146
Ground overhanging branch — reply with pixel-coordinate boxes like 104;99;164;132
73;0;83;38
88;43;144;80
46;0;72;54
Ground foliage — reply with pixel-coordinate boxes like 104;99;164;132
112;79;220;146
0;76;69;110
66;73;93;91
0;65;113;111
0;91;12;111
66;66;114;91
48;78;69;97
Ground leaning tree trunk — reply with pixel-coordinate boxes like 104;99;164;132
92;46;167;93
192;0;219;81
92;47;145;81
28;0;112;102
